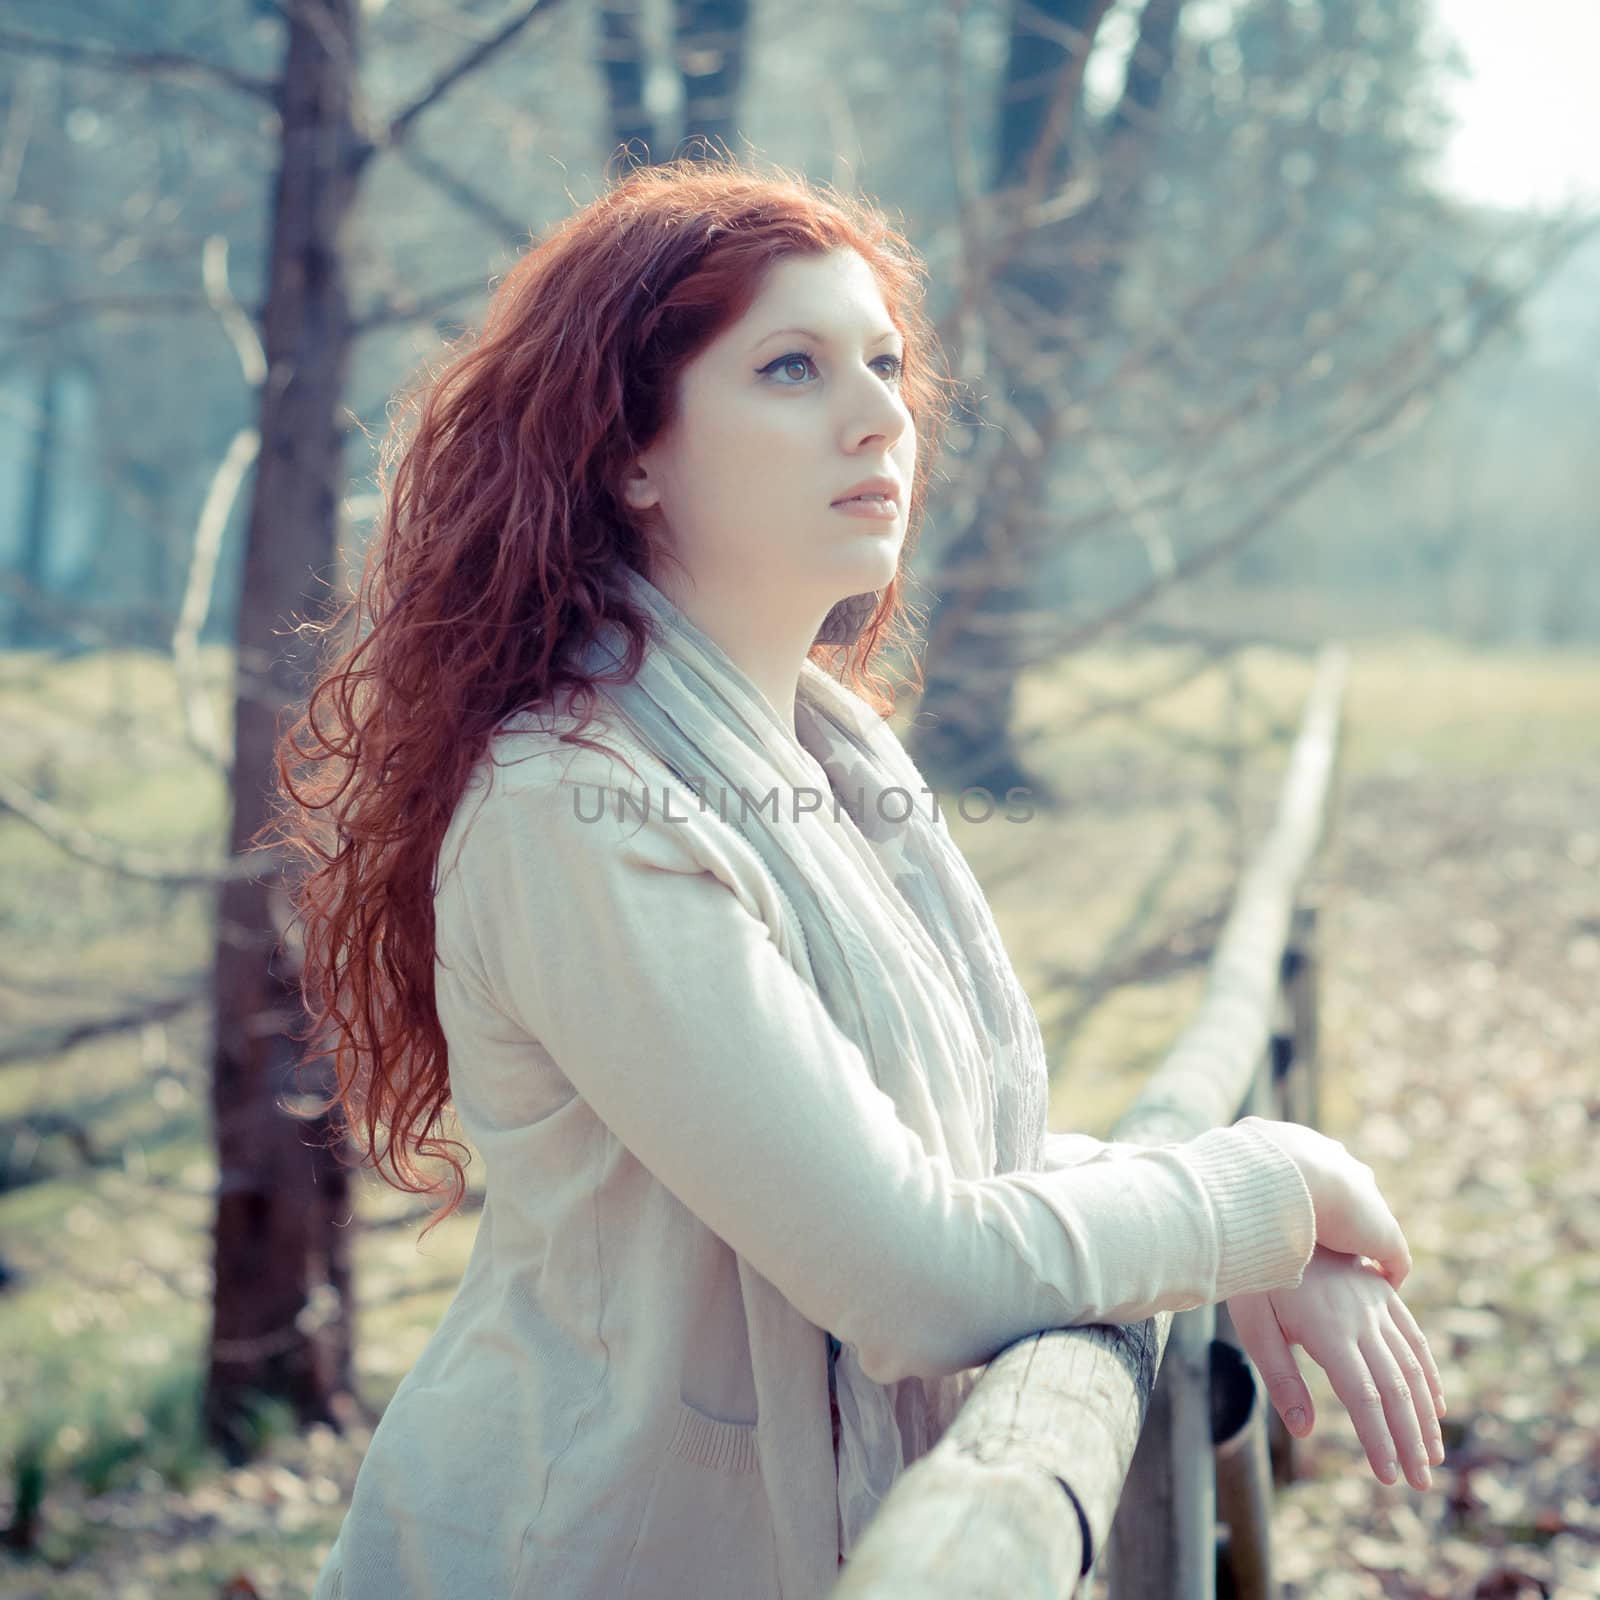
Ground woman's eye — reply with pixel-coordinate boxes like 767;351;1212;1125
763;351;904;384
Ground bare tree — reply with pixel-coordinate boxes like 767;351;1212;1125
910;0;1182;799
904;0;1582;804
3;0;568;1459
203;0;367;1457
598;0;752;165
199;0;564;1457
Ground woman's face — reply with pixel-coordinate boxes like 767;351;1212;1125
621;248;916;631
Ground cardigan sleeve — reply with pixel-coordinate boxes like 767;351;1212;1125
441;765;1316;1388
1042;1129;1143;1169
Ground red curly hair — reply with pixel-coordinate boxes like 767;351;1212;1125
271;155;961;1238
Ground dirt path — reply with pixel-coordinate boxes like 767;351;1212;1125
1268;762;1600;1599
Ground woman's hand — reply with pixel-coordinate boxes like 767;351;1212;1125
1238;1116;1413;1287
1226;1246;1447;1492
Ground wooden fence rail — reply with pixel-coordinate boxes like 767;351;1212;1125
831;644;1349;1600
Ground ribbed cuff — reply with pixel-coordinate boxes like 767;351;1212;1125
1177;1122;1317;1301
666;1402;762;1473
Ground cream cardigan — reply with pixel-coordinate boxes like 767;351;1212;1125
310;716;1316;1600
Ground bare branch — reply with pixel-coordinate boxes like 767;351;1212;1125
369;0;568;161
0;769;276;886
352;274;493;334
1045;898;1230;1061
986;0;1116;280
0;26;276;102
162;237;271;770
0;54;37;207
201;234;268;386
0;291;227;337
1048;218;1600;659
0;992;203;1069
930;217;1523;636
173;427;260;770
387;141;529;246
1048;636;1240;736
0;567;165;647
935;0;991;392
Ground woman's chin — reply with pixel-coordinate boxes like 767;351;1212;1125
834;539;903;588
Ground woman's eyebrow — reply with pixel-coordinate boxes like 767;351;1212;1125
751;325;903;350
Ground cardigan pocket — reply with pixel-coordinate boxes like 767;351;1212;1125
619;1399;780;1600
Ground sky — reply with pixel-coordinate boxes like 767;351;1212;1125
1430;0;1600;213
1090;0;1600;217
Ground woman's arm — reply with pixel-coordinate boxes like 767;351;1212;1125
1041;1129;1153;1169
441;768;1318;1386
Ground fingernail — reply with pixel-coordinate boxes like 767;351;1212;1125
1286;1407;1307;1433
1416;1465;1433;1490
1381;1460;1398;1484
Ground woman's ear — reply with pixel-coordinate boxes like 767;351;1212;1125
618;458;659;514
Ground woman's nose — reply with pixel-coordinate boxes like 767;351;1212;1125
842;377;908;450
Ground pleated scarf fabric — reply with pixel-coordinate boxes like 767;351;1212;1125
574;565;1049;1565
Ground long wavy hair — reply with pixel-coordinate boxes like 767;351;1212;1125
271;156;962;1238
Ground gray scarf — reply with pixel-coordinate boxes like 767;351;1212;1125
576;565;1049;1571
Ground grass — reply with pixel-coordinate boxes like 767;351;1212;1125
0;632;1596;1590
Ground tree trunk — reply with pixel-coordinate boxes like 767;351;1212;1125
909;0;1184;797
598;0;751;167
600;0;656;165
675;0;750;160
203;0;363;1462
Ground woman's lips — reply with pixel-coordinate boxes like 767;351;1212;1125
831;496;899;521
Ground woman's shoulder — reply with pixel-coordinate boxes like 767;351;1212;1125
436;702;724;890
481;704;666;800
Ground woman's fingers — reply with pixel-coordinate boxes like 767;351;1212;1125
1381;1317;1445;1468
1316;1338;1408;1487
1355;1177;1412;1289
1311;1169;1413;1288
1358;1330;1432;1490
1241;1121;1413;1286
1228;1294;1315;1437
1386;1291;1447;1417
1379;1227;1412;1290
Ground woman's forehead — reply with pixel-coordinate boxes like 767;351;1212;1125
726;252;899;347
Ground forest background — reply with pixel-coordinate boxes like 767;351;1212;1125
1;2;1596;1597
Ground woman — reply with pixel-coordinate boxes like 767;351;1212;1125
282;158;1444;1600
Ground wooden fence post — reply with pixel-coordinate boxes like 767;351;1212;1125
1105;1299;1217;1600
1278;902;1322;1133
1212;1299;1278;1600
1207;1053;1282;1599
1268;898;1321;1487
